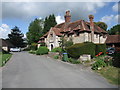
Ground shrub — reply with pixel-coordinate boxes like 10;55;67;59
30;43;38;50
29;50;36;54
91;59;106;70
54;55;59;59
40;42;46;46
64;40;73;48
95;44;106;55
51;47;62;52
68;58;81;64
36;46;49;55
66;42;95;59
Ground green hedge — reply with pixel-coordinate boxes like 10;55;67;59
66;42;106;59
95;44;106;55
66;42;96;58
36;46;49;55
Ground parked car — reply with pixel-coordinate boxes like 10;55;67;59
10;47;21;52
106;47;115;55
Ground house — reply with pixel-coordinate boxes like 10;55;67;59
38;10;107;51
0;39;14;52
106;35;120;52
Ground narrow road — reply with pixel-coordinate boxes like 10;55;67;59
2;52;117;88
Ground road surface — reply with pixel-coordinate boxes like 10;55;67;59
2;52;117;88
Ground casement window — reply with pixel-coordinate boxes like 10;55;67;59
103;34;106;38
96;34;98;38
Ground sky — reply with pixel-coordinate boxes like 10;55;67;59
0;0;120;39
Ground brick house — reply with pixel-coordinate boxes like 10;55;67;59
38;11;107;51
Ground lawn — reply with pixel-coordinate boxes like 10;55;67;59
97;66;120;85
0;52;12;67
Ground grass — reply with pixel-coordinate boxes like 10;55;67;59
0;52;12;67
97;66;120;85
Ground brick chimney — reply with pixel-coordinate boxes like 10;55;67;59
89;15;94;42
64;10;71;23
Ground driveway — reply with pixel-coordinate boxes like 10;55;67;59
2;52;117;88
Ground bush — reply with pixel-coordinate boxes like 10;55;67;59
29;50;36;54
51;47;62;52
68;58;81;64
66;42;95;58
36;46;49;55
40;42;46;46
112;53;120;68
91;59;106;70
54;55;59;59
95;44;106;55
64;40;73;48
30;43;38;50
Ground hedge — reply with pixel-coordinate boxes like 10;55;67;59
66;42;106;59
66;42;96;58
36;46;49;55
95;44;106;55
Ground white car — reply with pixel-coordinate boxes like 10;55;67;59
10;48;21;52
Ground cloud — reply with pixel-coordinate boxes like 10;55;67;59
55;15;65;24
0;24;11;39
100;14;119;29
2;2;107;21
112;2;119;12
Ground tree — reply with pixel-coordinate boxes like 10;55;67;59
8;26;24;47
26;18;44;44
94;22;108;31
108;24;120;35
43;14;57;34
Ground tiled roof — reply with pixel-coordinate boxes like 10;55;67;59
106;35;120;44
40;19;107;39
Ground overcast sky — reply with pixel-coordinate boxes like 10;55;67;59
0;0;120;39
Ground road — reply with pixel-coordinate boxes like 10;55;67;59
2;52;117;88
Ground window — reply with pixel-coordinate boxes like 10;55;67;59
96;34;98;38
103;34;106;38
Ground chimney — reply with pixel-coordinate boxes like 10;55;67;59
89;15;94;42
64;10;71;23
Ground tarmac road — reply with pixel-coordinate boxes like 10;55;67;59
2;52;118;88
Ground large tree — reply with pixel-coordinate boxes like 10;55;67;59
43;14;57;34
8;26;24;47
94;22;108;31
26;18;44;44
108;24;120;35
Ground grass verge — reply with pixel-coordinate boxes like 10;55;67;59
0;52;12;67
97;66;120;85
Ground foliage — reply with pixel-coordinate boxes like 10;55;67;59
94;22;108;31
97;66;120;85
51;47;62;52
8;26;24;47
40;42;46;46
112;52;120;68
95;44;106;55
27;18;44;44
29;50;36;54
64;38;73;48
54;55;59;59
108;24;120;35
91;59;106;70
66;42;96;58
43;14;57;34
68;58;81;64
36;46;49;55
30;43;38;50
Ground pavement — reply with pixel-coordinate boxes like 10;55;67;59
2;51;118;88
